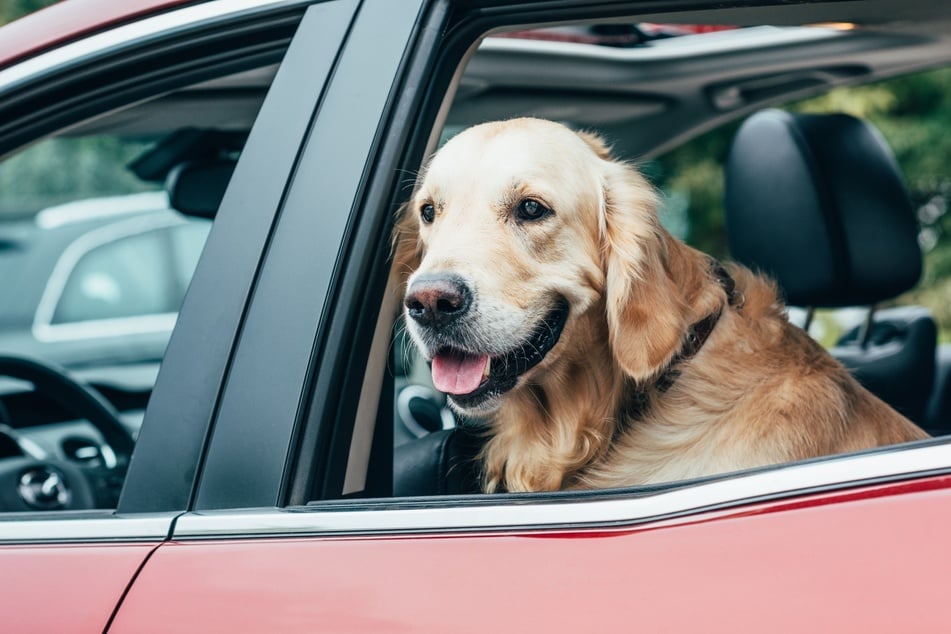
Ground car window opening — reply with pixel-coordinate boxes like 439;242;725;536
371;20;950;504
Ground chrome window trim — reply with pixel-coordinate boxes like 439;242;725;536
0;0;309;94
0;512;176;543
32;213;187;342
175;439;951;538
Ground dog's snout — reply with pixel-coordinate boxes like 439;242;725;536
405;274;472;328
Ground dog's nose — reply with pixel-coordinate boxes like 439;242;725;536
405;274;472;328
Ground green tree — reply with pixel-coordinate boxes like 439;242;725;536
0;0;58;25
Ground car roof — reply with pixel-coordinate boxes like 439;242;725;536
1;0;948;164
453;22;951;160
0;0;195;70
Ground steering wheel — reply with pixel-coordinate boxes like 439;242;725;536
0;356;135;511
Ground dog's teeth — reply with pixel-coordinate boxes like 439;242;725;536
484;357;491;378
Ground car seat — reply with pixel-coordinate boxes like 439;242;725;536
391;331;483;496
925;346;951;434
724;109;937;427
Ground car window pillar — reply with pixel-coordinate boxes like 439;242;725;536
117;0;359;514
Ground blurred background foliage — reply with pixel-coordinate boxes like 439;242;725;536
0;1;158;219
0;0;53;24
0;137;158;217
651;67;951;342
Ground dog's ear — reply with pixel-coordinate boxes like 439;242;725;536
576;130;613;160
598;161;694;383
389;202;422;305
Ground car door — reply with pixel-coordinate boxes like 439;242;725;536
0;1;345;631
105;0;951;632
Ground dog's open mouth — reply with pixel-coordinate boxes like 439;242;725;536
430;299;570;408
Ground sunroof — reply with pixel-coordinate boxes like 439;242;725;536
486;24;845;59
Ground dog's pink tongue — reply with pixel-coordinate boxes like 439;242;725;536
432;350;489;395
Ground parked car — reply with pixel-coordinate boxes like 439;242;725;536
0;0;949;632
0;191;209;367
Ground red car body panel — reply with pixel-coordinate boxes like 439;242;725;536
0;542;157;633
110;477;951;633
0;0;194;70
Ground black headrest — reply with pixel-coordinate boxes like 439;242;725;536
725;110;920;307
165;159;236;219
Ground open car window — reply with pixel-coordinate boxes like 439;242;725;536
306;18;951;508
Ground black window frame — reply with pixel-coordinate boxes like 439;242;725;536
189;0;436;511
118;0;357;514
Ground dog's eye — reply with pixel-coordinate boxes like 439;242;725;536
515;199;552;222
420;203;435;224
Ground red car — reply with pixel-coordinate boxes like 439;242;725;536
1;0;950;631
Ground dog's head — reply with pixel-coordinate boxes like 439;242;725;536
394;118;704;416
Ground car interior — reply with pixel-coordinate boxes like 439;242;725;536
0;4;949;510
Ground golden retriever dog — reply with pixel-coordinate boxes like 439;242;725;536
393;117;928;493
